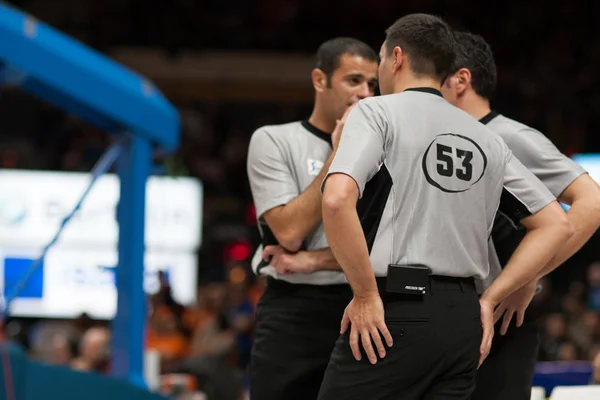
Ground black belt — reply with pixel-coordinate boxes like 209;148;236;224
375;275;475;295
264;275;474;294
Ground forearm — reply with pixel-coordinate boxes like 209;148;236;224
482;225;571;306
322;202;378;297
268;153;334;251
305;248;342;271
535;198;600;280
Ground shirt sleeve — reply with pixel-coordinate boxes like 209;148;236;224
502;127;587;197
498;148;557;227
322;100;388;198
247;128;299;219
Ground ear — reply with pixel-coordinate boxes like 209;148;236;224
312;68;328;93
455;68;471;96
392;46;404;74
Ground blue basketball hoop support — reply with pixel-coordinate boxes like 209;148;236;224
0;3;180;388
112;134;151;386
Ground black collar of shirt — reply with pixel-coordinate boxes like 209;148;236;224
302;120;332;146
479;110;500;125
404;87;443;97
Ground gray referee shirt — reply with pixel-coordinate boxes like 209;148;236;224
479;111;587;291
247;120;347;285
325;88;556;280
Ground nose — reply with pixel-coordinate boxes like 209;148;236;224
356;82;371;99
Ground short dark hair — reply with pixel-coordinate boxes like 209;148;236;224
315;37;378;86
450;31;497;100
384;14;457;81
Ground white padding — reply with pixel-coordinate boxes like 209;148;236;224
550;385;600;399
531;386;546;400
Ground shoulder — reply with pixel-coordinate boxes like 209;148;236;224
354;96;387;113
351;96;397;124
489;114;564;156
249;121;305;151
487;114;541;142
250;121;303;142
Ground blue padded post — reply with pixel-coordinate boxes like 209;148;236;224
111;134;151;387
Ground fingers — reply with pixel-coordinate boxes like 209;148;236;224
359;324;393;365
340;311;350;334
478;345;490;369
378;320;394;348
493;303;506;324
349;326;361;361
516;310;525;328
270;254;282;272
360;329;377;365
500;309;514;336
370;327;386;360
342;104;357;121
478;328;492;369
269;252;294;275
479;307;494;369
262;245;278;260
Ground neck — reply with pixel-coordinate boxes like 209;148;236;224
308;98;336;134
457;91;492;121
392;73;442;94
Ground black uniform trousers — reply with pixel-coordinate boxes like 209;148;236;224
472;312;540;400
317;276;482;400
250;277;353;400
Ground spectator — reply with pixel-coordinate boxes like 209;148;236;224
556;342;579;362
587;262;600;311
49;333;77;366
147;306;190;372
71;327;111;373
540;313;568;361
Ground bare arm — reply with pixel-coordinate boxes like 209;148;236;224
481;201;574;307
257;110;355;253
263;152;335;252
534;174;600;279
322;173;378;297
306;248;341;271
262;245;341;274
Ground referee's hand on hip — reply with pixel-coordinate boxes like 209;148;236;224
340;294;394;365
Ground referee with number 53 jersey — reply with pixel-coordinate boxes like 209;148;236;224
317;14;574;400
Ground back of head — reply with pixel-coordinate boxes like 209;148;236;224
384;14;457;82
315;37;379;85
451;31;497;100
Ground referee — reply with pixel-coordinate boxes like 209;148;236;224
441;31;600;400
246;38;378;400
318;14;574;400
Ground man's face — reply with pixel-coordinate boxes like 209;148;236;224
377;43;395;95
323;53;378;120
441;72;461;105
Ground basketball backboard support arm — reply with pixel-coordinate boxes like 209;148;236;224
0;3;180;387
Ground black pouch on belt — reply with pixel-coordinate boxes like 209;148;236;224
386;264;431;295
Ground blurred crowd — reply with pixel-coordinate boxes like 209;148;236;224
534;263;600;363
1;0;600;398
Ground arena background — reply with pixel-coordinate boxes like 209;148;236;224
0;0;599;399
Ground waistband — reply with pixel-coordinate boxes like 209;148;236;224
265;277;352;294
266;275;475;296
376;275;476;296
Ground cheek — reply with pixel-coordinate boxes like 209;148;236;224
332;83;355;101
